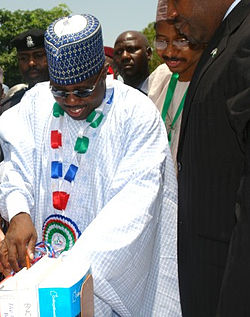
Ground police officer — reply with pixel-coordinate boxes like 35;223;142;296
0;29;49;114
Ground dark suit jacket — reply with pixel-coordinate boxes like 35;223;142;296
216;68;250;317
177;1;250;316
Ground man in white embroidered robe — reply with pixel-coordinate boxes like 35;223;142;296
0;14;181;316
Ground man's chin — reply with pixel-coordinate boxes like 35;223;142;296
122;68;135;76
24;74;48;87
24;78;40;87
64;106;90;120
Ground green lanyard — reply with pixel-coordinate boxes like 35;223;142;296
161;73;187;145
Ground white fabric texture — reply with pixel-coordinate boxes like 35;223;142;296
148;63;172;110
0;79;181;316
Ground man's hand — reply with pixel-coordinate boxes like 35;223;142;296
0;213;37;275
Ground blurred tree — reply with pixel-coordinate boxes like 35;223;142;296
0;4;71;87
142;22;162;74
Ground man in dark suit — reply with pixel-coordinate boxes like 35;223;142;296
166;0;250;316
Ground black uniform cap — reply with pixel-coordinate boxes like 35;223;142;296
11;28;45;51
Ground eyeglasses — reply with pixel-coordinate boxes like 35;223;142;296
50;67;104;99
154;38;190;50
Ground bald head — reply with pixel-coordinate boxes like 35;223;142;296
115;31;150;48
113;30;152;88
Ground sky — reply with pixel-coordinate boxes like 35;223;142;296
1;0;158;47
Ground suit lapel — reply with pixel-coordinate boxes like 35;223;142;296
178;0;250;153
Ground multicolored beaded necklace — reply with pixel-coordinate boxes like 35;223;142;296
50;89;114;213
42;87;114;252
50;102;104;211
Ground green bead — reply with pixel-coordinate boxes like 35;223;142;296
74;136;89;154
90;113;104;128
53;102;64;117
86;110;96;122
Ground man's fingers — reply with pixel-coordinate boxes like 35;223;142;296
16;241;30;270
0;240;12;274
27;235;37;260
0;245;12;277
1;265;12;277
0;262;10;276
7;240;20;272
0;213;38;273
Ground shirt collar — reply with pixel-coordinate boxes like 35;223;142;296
137;77;149;95
224;0;241;19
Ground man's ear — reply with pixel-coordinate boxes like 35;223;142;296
146;46;153;60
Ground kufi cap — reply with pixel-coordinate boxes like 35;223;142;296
45;14;105;85
11;29;45;51
156;0;168;22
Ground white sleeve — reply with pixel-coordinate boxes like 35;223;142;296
0;84;51;221
0;98;36;221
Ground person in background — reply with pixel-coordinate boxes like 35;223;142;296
148;0;204;166
0;14;181;316
0;28;49;114
113;30;152;94
104;46;119;79
166;0;250;316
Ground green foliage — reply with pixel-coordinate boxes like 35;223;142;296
0;4;71;87
142;22;162;74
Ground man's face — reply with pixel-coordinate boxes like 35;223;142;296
167;0;228;45
113;32;151;84
155;21;203;81
50;66;107;121
17;48;49;87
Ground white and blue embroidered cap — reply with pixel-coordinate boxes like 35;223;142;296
45;14;105;85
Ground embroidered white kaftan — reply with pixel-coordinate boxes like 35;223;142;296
0;78;181;316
